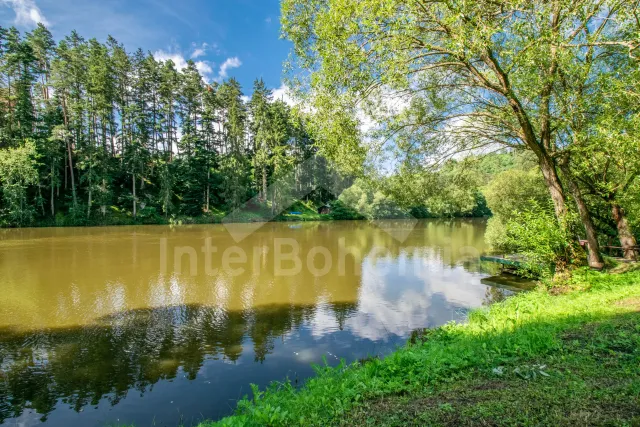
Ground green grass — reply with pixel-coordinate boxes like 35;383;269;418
202;268;640;426
342;311;640;426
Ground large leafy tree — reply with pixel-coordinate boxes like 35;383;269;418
565;71;640;260
282;0;639;268
0;27;37;145
218;78;250;210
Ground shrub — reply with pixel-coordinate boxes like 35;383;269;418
338;179;408;219
329;200;363;220
0;141;39;227
485;216;511;250
409;206;431;218
492;204;578;277
483;169;551;220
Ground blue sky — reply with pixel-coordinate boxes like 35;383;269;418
0;0;291;95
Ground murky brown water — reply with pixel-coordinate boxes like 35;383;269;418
0;219;528;426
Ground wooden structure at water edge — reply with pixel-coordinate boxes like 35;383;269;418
480;254;526;273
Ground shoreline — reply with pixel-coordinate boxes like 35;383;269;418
203;267;640;426
0;215;489;231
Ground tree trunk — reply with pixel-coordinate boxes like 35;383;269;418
262;166;267;202
87;157;92;219
205;169;210;213
50;161;55;217
87;185;92;218
538;153;567;219
38;184;44;216
101;178;107;217
64;154;68;189
611;202;638;261
66;137;77;210
110;121;116;156
561;168;604;270
132;171;137;219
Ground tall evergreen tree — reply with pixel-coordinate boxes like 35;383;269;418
0;25;324;226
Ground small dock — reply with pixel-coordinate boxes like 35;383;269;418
480;254;526;269
480;275;537;292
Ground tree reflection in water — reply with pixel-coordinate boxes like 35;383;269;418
0;302;359;422
0;219;531;425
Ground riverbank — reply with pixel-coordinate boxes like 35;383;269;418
4;199;486;229
18;200;335;228
206;267;640;426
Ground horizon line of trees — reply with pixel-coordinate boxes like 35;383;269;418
0;24;324;227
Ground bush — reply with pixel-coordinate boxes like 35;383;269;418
489;204;578;277
370;191;409;219
337;179;409;219
0;141;39;227
409;206;431;218
485;216;510;250
329;200;363;220
484;169;551;220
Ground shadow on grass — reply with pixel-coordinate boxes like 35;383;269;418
344;310;640;426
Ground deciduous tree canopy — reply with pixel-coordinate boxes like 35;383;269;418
282;0;640;263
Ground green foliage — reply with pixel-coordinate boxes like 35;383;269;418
408;206;431;219
0;140;38;226
383;154;518;218
205;269;640;426
327;199;363;220
484;216;510;250
484;169;552;221
338;179;408;219
483;168;565;275
281;0;640;266
621;179;640;236
0;25;317;227
488;205;578;277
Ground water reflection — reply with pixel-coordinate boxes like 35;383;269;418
0;219;525;426
0;303;356;422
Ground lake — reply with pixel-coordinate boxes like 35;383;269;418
0;219;529;426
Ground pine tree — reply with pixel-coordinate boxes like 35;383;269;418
0;25;317;226
249;79;272;202
218;78;249;210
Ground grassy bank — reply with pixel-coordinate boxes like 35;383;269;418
205;268;640;426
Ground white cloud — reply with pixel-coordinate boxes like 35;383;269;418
265;16;272;24
215;56;242;82
195;61;213;77
340;251;488;341
153;49;214;81
272;84;296;107
190;42;209;59
154;50;189;71
1;0;49;27
191;48;206;59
